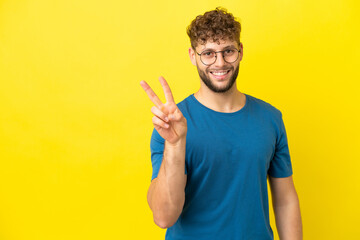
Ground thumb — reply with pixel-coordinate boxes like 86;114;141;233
169;108;183;122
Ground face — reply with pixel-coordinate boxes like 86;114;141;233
189;39;243;93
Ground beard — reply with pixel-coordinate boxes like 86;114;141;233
197;64;240;93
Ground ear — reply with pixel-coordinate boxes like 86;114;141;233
238;42;244;62
188;47;197;66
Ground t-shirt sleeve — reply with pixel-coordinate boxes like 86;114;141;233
268;114;293;178
150;128;165;181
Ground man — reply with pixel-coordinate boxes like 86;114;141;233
140;7;302;240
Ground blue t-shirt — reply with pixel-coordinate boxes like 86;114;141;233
150;93;293;240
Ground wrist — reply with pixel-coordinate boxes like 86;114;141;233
165;137;186;149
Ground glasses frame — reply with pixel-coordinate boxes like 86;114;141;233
195;48;241;66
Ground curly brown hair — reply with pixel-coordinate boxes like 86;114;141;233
186;7;241;49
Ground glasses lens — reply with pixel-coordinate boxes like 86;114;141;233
200;51;216;65
223;49;239;63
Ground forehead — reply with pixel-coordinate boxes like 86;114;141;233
196;39;238;51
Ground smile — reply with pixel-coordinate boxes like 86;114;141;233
209;70;231;79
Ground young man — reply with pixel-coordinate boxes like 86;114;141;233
140;7;302;240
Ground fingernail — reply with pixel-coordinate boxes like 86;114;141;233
165;117;169;122
164;123;169;128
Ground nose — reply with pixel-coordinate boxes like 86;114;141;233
213;52;226;67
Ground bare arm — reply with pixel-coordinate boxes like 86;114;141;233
141;77;187;229
147;140;187;228
269;175;303;240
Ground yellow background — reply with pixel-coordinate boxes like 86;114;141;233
0;0;359;239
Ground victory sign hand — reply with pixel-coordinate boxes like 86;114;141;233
140;77;187;145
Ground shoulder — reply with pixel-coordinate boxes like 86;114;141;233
246;94;283;119
177;94;193;107
176;95;195;115
245;94;285;130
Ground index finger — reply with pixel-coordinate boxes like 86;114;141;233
140;80;163;107
159;76;175;103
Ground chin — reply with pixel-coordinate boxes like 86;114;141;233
205;75;236;93
197;63;240;93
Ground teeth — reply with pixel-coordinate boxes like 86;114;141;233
212;71;228;76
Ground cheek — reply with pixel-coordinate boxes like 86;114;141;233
203;67;211;74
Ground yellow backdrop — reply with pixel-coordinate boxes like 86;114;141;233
0;0;359;239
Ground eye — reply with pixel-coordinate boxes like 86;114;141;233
202;51;214;57
224;49;235;55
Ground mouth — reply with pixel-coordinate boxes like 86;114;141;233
209;69;231;80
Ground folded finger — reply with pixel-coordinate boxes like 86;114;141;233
152;116;169;129
151;106;169;122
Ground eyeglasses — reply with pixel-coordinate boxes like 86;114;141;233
195;48;241;66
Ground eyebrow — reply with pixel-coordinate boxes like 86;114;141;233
200;45;238;52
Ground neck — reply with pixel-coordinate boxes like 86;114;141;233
194;82;245;113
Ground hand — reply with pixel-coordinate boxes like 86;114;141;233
140;76;187;145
